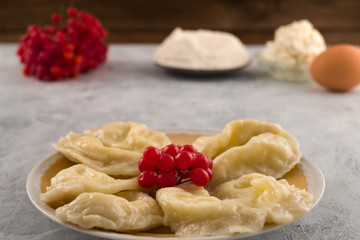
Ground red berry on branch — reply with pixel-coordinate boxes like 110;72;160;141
138;170;157;189
190;168;209;187
161;144;179;157
175;151;193;170
192;153;211;169
143;146;161;167
157;154;175;172
67;7;77;17
138;158;156;172
64;43;75;52
63;51;74;61
156;171;177;188
51;13;61;23
180;144;197;153
22;66;30;76
50;65;61;77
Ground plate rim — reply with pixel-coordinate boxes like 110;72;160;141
26;128;325;240
154;60;251;76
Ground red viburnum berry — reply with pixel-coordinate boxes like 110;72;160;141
161;144;179;157
156;171;177;188
180;144;197;153
67;7;77;17
157;154;176;172
143;146;161;167
190;168;210;187
175;151;193;170
192;153;211;169
51;13;61;23
16;7;108;81
138;170;157;189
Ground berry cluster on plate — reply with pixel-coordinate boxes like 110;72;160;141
138;144;213;189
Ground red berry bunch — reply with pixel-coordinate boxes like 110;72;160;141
16;7;108;81
138;144;213;189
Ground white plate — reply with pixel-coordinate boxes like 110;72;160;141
26;128;325;240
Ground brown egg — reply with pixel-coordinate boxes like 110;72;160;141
310;44;360;91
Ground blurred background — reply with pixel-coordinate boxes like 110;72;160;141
1;0;359;44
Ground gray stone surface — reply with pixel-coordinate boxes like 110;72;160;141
0;44;359;240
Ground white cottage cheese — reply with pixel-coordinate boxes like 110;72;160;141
261;20;326;67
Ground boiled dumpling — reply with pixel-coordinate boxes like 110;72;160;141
156;183;266;237
41;164;141;206
53;122;171;176
193;119;301;186
213;173;313;224
209;132;300;187
56;191;164;232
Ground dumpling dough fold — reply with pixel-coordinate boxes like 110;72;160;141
156;183;266;237
84;122;171;152
193;119;301;186
213;173;313;224
53;122;171;176
56;191;164;232
41;164;141;206
194;119;299;159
